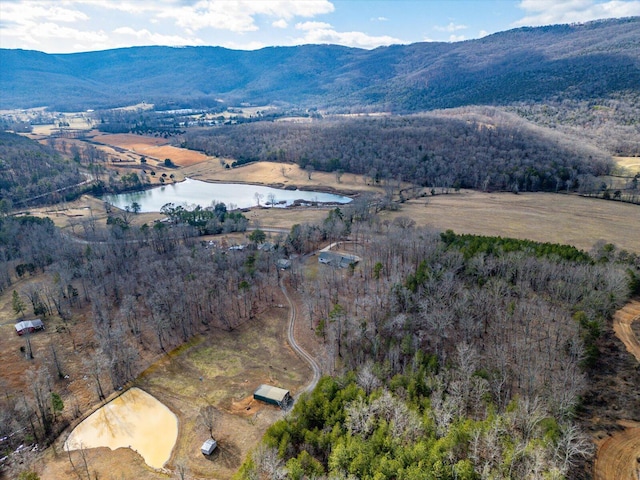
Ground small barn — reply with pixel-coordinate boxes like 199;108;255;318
201;438;217;455
15;319;44;336
253;384;291;407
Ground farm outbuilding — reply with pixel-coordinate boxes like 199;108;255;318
318;251;360;268
253;384;291;407
201;438;217;455
15;319;44;336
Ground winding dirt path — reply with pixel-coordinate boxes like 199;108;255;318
280;275;322;395
593;300;640;480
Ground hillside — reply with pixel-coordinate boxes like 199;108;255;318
0;132;82;206
1;17;639;111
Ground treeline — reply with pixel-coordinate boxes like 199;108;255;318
0;132;82;206
239;370;593;479
0;215;285;450
180;109;613;193
241;221;636;478
508;93;640;156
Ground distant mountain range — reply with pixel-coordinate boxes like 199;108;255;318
1;17;639;112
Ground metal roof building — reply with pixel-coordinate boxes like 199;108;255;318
253;384;291;407
201;438;217;455
15;319;44;336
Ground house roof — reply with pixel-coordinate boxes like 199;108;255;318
254;384;290;402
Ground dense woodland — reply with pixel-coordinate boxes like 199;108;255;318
0;132;82;207
508;93;640;156
180;109;613;193
237;223;638;479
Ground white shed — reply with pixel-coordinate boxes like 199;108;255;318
201;438;217;455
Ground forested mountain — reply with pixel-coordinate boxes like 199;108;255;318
181;108;613;193
1;17;638;111
0;132;82;206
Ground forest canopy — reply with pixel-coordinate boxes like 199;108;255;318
180;109;613;193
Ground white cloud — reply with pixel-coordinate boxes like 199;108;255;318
272;19;288;29
0;1;89;24
295;21;333;31
112;27;201;47
514;0;640;26
478;30;489;37
434;22;468;32
372;16;389;21
155;0;334;32
293;21;404;48
449;34;466;42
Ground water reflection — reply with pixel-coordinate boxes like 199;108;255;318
103;178;352;212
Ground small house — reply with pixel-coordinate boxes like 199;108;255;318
318;251;360;268
201;438;217;455
15;319;44;336
253;384;291;407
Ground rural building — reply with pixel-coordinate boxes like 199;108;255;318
253;384;291;407
14;319;44;336
318;251;360;268
276;259;291;270
201;438;217;455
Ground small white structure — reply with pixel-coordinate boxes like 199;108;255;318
15;319;44;336
201;438;217;455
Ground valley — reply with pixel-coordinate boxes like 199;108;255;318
1;15;640;480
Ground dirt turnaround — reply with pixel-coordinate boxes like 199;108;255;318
593;300;640;480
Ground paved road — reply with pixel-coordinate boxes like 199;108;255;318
279;275;321;396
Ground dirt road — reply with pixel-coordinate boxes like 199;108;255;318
280;275;321;395
593;300;640;480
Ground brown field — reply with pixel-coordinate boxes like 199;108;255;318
381;190;640;254
91;133;211;167
614;156;640;174
183;159;380;195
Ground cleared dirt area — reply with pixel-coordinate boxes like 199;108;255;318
384;191;640;253
591;300;640;480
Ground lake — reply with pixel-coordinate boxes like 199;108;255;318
103;178;352;212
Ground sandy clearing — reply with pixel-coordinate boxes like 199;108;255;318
593;301;640;480
615;156;640;174
613;301;640;363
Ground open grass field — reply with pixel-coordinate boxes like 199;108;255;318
183;159;379;195
381;190;640;254
91;133;212;167
614;156;640;174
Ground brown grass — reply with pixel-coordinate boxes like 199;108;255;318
91;133;211;167
380;190;640;253
614;156;640;174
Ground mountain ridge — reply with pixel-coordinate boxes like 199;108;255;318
1;17;638;111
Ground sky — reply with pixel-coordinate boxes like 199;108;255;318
1;0;639;53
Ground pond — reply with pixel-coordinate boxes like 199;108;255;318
103;178;352;212
64;387;178;469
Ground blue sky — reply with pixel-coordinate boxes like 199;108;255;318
1;0;639;53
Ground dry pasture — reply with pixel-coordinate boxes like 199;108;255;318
614;156;640;174
380;190;640;254
91;133;211;167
